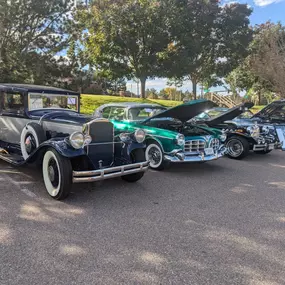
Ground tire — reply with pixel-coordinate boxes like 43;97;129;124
145;142;168;170
254;149;272;154
226;136;250;160
42;148;72;200
121;149;145;183
20;123;46;160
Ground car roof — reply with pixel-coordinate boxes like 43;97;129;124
99;102;166;108
0;84;79;96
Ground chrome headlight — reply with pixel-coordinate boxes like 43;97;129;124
119;133;131;142
69;132;85;149
134;129;146;143
176;134;185;146
247;125;260;139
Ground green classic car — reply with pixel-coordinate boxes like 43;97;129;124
94;100;226;169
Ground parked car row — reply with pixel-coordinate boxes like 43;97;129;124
0;84;284;200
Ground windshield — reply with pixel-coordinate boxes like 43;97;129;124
128;107;166;121
28;93;79;111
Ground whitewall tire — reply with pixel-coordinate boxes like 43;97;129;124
42;148;72;200
145;143;165;170
20;123;46;160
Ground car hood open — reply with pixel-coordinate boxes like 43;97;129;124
252;100;285;121
206;102;254;125
144;100;218;123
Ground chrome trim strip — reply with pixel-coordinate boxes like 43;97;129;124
72;161;149;183
253;143;275;151
164;152;224;163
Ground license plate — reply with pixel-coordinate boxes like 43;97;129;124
204;148;214;155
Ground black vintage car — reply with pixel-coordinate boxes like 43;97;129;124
192;102;279;159
0;84;148;200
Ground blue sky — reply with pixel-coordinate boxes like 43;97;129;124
127;0;285;94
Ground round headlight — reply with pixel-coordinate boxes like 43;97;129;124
247;125;260;139
120;133;131;142
134;129;146;143
69;132;84;149
84;134;92;146
176;134;185;146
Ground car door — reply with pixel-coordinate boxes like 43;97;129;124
0;90;28;144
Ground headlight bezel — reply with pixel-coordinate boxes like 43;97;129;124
69;131;92;149
134;129;146;143
176;133;185;146
119;132;131;143
247;124;260;139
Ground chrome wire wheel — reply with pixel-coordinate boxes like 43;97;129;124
145;144;163;169
227;139;244;158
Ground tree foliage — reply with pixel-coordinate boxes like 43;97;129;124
74;0;171;98
163;1;253;99
249;22;285;98
0;0;73;83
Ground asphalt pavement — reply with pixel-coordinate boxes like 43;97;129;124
1;151;285;285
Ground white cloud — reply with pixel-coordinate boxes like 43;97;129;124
253;0;283;6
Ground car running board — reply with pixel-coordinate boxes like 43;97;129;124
0;153;25;166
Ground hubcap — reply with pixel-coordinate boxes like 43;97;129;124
227;140;243;157
48;159;59;188
25;134;36;155
148;146;162;166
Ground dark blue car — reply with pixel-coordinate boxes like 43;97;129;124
0;84;148;200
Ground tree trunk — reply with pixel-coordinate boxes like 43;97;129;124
192;77;197;100
258;90;261;105
140;77;146;99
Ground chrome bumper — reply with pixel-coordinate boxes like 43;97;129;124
164;147;225;163
73;161;149;183
253;143;275;151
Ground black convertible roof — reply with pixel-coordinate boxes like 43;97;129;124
0;84;79;96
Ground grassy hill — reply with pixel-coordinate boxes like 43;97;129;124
80;94;265;115
80;94;181;114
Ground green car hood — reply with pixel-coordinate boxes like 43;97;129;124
112;120;178;139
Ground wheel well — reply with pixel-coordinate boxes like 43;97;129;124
145;138;163;150
227;133;255;145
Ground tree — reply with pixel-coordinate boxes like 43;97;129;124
163;1;252;99
74;0;171;98
146;88;158;99
0;0;73;83
249;22;285;98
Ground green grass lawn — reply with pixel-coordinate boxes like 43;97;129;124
80;94;265;115
251;105;265;114
80;94;181;114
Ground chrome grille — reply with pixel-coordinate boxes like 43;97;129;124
210;138;220;151
184;140;205;153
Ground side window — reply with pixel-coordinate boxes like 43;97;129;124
109;107;126;120
2;92;25;114
101;107;111;118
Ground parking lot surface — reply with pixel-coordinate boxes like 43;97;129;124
1;151;285;285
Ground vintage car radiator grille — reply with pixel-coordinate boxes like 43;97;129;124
184;140;205;153
209;138;220;151
85;120;114;168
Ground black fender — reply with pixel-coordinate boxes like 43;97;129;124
26;138;86;163
126;141;146;156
